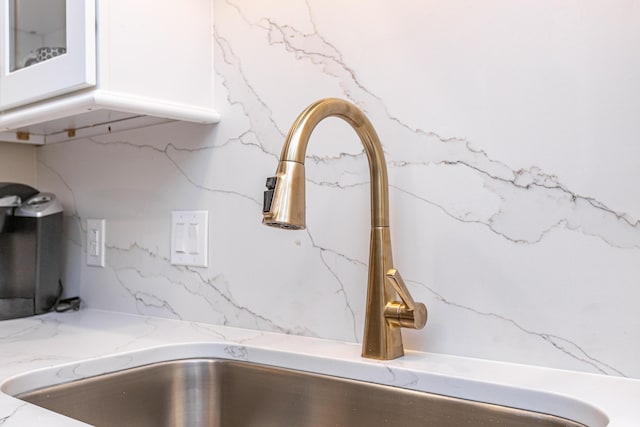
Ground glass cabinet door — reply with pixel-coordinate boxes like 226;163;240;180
0;0;95;110
10;0;67;72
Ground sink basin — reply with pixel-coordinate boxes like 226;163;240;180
15;358;585;427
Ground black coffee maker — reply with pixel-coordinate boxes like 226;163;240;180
0;183;63;320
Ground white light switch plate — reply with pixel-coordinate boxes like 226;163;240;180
87;219;106;267
171;210;208;267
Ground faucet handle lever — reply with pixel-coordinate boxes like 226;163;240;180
386;269;417;309
385;269;427;329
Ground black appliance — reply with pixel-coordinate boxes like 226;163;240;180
0;183;63;320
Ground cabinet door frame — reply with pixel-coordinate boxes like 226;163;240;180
0;0;95;110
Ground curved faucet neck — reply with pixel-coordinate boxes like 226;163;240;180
279;98;390;228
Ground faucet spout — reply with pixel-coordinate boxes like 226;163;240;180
262;98;427;360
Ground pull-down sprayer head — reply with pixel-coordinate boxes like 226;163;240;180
262;160;306;230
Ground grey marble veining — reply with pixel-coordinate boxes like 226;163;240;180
2;311;634;426
34;1;640;378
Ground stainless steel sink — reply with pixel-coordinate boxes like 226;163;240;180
16;358;586;427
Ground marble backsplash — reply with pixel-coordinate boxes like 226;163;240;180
36;1;640;378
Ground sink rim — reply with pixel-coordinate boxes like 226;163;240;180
0;342;609;427
15;357;590;427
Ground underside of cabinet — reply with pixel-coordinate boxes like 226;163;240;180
0;90;220;145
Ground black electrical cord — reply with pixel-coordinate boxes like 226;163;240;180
48;280;81;313
55;295;81;312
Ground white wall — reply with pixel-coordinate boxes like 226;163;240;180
0;142;36;186
37;0;640;378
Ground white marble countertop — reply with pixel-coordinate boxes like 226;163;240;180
0;309;638;426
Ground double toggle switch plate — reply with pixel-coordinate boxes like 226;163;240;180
171;210;208;267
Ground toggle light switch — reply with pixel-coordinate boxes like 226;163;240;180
89;229;100;256
87;219;106;267
174;222;187;253
187;223;199;254
171;211;208;267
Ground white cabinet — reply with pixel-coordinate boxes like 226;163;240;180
0;0;95;110
0;0;218;145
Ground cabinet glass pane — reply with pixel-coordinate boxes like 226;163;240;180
9;0;67;71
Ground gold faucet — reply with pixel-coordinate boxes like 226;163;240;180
262;98;427;360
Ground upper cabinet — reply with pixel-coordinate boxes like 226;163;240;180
0;0;218;145
0;0;95;110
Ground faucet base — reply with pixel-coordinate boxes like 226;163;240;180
361;226;404;360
